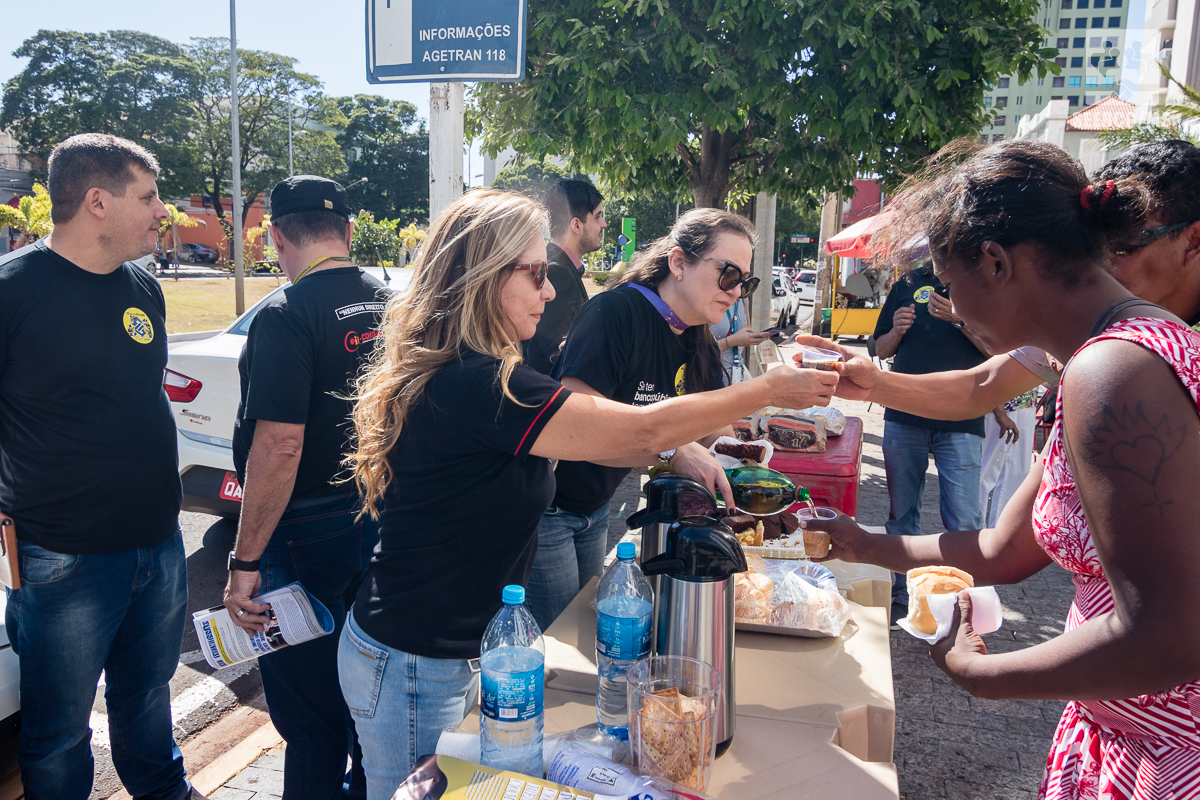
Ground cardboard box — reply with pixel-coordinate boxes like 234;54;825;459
543;579;895;763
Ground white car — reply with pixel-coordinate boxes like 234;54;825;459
166;268;411;518
770;268;801;327
792;269;817;305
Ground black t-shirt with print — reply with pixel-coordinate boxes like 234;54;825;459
233;267;388;501
551;285;725;514
0;241;181;554
353;352;570;659
873;265;988;436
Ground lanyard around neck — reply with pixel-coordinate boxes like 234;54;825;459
629;283;689;332
294;255;353;284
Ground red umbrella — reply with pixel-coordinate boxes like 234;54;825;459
823;208;896;259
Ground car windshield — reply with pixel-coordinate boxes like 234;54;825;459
797;273;816;283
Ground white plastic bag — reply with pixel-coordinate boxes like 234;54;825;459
797;406;846;436
763;561;851;636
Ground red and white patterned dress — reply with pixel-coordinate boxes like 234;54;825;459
1034;318;1200;800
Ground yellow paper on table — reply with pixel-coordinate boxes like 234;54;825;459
390;755;597;800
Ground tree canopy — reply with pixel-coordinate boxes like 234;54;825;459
471;0;1055;208
336;95;429;224
491;159;570;197
0;30;202;196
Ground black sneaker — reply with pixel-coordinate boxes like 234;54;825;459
889;601;907;631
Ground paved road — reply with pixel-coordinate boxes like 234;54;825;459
90;511;263;800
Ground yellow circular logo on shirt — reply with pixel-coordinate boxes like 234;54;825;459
123;308;154;344
913;286;934;304
675;364;688;395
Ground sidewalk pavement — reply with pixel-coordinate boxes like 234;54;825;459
205;344;1075;800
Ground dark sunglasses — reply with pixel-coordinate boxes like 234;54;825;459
679;246;760;298
1110;221;1197;256
513;261;549;289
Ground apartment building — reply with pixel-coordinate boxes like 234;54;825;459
982;0;1131;142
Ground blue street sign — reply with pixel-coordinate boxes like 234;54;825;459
366;0;527;84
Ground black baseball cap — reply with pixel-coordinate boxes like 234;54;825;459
270;175;351;219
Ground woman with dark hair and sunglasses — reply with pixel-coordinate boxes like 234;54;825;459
526;208;778;628
802;139;1200;798
342;192;837;797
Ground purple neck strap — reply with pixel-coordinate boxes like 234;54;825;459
629;283;689;332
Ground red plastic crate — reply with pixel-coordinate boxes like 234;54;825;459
771;416;864;517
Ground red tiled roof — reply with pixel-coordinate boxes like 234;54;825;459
1066;95;1135;131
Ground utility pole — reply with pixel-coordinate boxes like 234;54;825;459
429;82;464;224
814;193;842;333
230;0;245;315
750;192;777;332
287;95;294;177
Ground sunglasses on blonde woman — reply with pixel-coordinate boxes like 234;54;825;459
513;261;549;289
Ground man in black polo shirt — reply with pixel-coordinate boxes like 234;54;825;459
223;176;386;800
0;134;200;799
873;264;989;623
522;180;606;374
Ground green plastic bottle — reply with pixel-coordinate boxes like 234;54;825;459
723;465;812;516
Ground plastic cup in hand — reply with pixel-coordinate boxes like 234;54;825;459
626;656;721;793
796;506;838;559
798;345;843;370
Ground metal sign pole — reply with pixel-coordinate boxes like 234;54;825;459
230;0;244;315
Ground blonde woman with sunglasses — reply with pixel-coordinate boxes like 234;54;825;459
339;191;837;798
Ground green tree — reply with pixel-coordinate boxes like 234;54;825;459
773;202;823;267
471;0;1054;208
336;95;429;223
0;30;202;196
188;38;339;230
601;191;691;254
0;183;53;247
350;211;401;266
491;159;570;197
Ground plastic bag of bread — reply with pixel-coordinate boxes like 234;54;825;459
797;406;846;437
733;571;773;624
763;562;851;636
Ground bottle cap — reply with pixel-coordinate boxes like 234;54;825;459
797;487;810;501
502;585;525;605
616;542;636;560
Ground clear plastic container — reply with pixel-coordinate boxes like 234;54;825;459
479;585;545;777
626;655;722;793
595;541;654;739
798;345;843;370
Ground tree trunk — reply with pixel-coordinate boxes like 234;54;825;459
678;124;735;208
241;191;258;228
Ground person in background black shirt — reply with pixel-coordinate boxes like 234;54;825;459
224;176;386;800
0;134;202;799
522;180;606;374
873;264;989;623
527;208;764;629
339;190;837;797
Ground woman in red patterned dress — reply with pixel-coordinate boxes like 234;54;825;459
808;139;1200;799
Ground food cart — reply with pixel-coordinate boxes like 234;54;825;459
821;210;896;339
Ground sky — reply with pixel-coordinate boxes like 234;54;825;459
0;0;488;184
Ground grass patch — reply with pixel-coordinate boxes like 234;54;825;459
161;277;286;333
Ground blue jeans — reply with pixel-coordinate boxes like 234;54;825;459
5;529;189;800
338;613;478;800
258;494;379;800
882;421;983;604
526;504;610;630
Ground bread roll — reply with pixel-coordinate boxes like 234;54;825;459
906;566;974;635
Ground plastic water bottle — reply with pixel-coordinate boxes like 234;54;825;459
480;585;545;777
595;542;654;739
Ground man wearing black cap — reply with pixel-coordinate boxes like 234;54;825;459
223;176;386;800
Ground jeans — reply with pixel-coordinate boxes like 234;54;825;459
526;504;610;630
258;494;379;800
5;529;190;800
338;613;478;800
882;421;983;604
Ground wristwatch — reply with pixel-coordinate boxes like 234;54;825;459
658;449;677;464
228;551;261;572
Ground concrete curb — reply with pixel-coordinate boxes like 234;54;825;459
190;720;283;795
